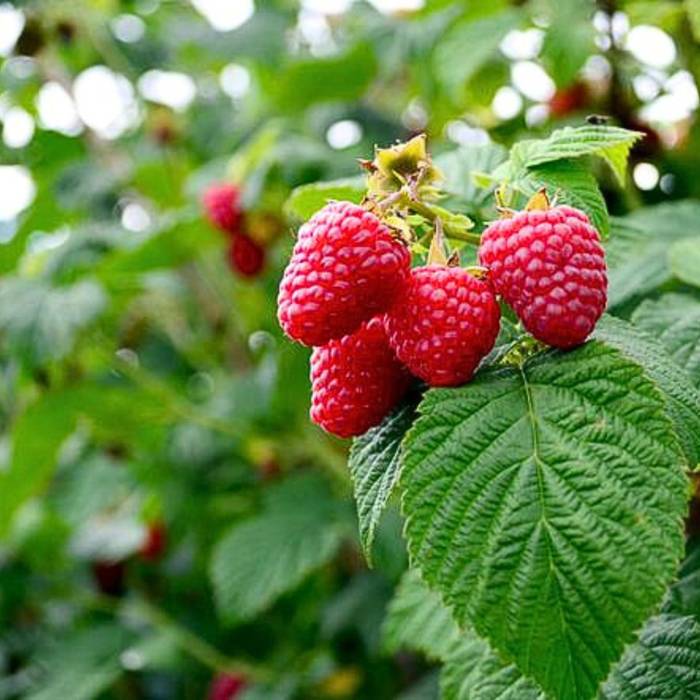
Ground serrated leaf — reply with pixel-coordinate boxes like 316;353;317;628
526;159;610;237
349;401;417;563
594;315;700;468
0;277;106;366
433;9;522;100
284;177;365;221
513;126;644;186
401;341;687;700
210;474;348;624
441;633;543;700
441;614;700;700
382;569;461;661
435;142;508;208
668;238;700;288
599;614;700;699
540;0;596;87
397;672;440;700
606;201;700;307
633;294;700;388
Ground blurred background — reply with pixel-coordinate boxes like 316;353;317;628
0;0;698;698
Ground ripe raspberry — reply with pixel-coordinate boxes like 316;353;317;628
277;201;410;347
228;232;265;277
479;205;607;349
310;317;411;438
203;182;242;234
384;266;501;387
140;521;167;562
207;673;246;700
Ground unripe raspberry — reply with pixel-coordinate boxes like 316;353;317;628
203;182;242;234
228;232;265;278
384;266;500;387
277;201;410;347
207;673;246;700
479;205;607;349
310;317;411;438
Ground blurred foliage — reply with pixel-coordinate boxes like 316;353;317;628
0;0;700;698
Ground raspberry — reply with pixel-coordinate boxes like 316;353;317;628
384;266;501;387
228;232;265;277
140;521;167;562
310;317;411;438
207;673;246;700
277;201;410;347
203;182;242;234
479;205;607;349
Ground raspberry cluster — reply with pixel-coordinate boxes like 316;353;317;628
277;201;502;438
278;195;608;439
203;182;266;278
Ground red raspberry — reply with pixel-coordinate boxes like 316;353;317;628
384;266;500;387
228;232;265;277
479;205;607;349
207;673;246;700
140;521;167;562
277;201;410;347
203;182;242;234
310;317;411;438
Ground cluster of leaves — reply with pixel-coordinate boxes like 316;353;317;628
1;0;700;699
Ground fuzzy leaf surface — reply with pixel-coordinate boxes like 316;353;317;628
401;342;687;699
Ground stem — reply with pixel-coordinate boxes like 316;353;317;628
407;199;482;245
80;593;271;680
134;600;271;680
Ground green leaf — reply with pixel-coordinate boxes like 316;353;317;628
270;42;377;111
666;540;700;620
384;572;544;698
98;217;218;286
435;142;508;208
401;341;687;700
382;569;461;661
284;177;365;221
526;159;610;237
349;401;417;563
0;383;171;537
594;315;700;468
606;202;700;307
687;0;700;41
26;624;131;700
441;633;543;700
441;615;700;700
540;0;596;87
600;614;700;699
512;126;644;186
0;277;106;366
433;9;522;100
633;294;700;388
668;238;700;288
210;474;349;624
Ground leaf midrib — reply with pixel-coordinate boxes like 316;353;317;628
519;364;576;695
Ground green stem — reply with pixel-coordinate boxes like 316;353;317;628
407;199;482;245
134;599;271;680
80;593;271;680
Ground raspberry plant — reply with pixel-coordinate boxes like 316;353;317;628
2;1;700;699
284;129;700;699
